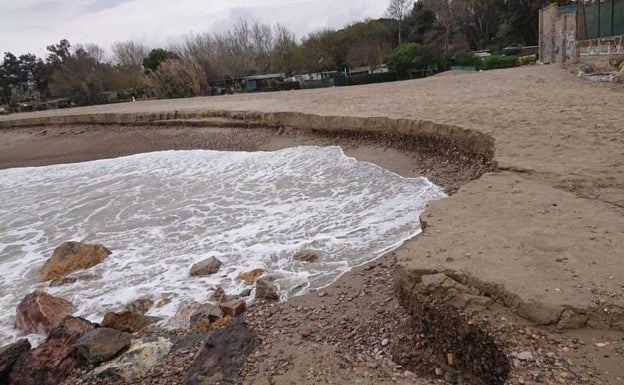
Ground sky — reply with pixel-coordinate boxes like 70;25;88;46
0;0;389;60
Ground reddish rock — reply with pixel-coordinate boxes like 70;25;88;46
75;328;132;365
237;269;264;284
190;304;224;329
220;298;246;317
8;316;96;385
190;256;222;276
15;290;74;335
0;339;31;382
41;241;111;282
124;298;154;314
101;311;160;333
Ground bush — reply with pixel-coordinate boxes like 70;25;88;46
145;59;206;99
453;49;478;66
273;80;300;91
477;55;519;71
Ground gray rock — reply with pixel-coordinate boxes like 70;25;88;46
293;250;320;262
190;257;222;277
0;339;31;381
101;311;159;333
517;351;534;361
93;336;172;382
190;304;224;329
183;318;257;384
75;328;132;365
255;278;279;301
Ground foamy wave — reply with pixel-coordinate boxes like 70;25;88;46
0;146;445;345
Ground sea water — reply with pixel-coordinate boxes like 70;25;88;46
0;146;445;346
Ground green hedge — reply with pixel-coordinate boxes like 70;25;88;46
273;80;301;91
477;55;519;71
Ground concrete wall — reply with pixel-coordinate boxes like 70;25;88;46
540;4;577;64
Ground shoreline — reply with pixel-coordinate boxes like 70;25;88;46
2;65;623;384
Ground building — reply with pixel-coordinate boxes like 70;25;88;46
242;73;285;92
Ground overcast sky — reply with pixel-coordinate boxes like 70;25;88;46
0;0;388;60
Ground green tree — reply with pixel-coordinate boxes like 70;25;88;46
142;48;179;72
388;42;444;78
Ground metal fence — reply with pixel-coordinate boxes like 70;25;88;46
577;0;624;39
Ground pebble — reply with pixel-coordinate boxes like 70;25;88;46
517;351;534;361
381;338;389;347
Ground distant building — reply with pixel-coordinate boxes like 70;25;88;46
242;73;285;91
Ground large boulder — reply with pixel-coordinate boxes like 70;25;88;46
75;328;132;365
15;290;74;335
41;241;111;282
190;256;222;276
101;311;160;333
8;316;96;385
0;339;31;382
183;318;257;384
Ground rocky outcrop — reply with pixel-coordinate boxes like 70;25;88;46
41;241;111;282
75;328;132;365
8;316;96;385
190;256;222;276
15;290;74;335
183;318;257;384
0;339;31;382
101;311;160;333
255;277;280;301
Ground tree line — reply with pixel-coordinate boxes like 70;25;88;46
1;0;571;108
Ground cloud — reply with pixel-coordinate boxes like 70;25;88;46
82;0;138;13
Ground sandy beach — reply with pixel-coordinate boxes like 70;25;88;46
1;64;623;384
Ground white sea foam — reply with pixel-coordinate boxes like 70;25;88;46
0;146;445;346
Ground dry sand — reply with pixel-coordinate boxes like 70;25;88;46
1;64;623;384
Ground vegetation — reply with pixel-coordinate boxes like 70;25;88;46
0;0;571;108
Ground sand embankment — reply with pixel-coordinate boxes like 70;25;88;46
1;65;623;383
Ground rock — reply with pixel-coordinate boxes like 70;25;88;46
255;278;280;301
517;351;534;361
237;269;264;284
93;336;172;382
101;311;159;333
75;328;132;365
15;290;74;335
239;288;252;297
183;318;257;384
220;298;246;317
124;298;154;314
614;67;624;83
8;316;96;385
189;304;224;329
190;256;222;277
381;338;390;347
49;272;98;287
170;301;202;329
0;339;31;382
444;369;459;384
209;287;226;302
41;241;111;282
293;250;320;262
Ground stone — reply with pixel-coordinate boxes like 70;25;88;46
237;269;264;284
101;311;160;333
614;67;624;83
49;272;98;287
15;290;74;335
220;298;246;317
190;304;224;329
8;316;96;385
41;241;111;282
93;336;172;382
75;328;132;365
255;278;280;301
124;298;154;314
170;301;201;329
190;256;222;277
293;250;320;262
517;351;534;361
183;318;257;384
210;287;226;302
0;339;31;382
239;288;252;297
444;369;458;384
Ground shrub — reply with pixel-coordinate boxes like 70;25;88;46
145;59;206;99
273;80;300;91
453;49;478;66
477;55;519;71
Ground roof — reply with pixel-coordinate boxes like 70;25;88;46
243;73;285;81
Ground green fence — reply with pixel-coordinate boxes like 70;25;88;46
577;0;624;39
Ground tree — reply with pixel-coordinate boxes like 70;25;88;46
388;42;445;78
145;59;205;99
142;48;178;72
112;40;149;68
386;0;414;45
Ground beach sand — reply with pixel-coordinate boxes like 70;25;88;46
1;64;623;384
